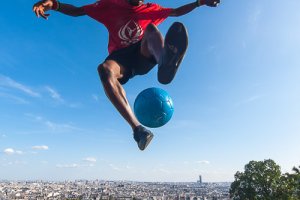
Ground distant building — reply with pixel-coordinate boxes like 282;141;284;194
197;175;202;184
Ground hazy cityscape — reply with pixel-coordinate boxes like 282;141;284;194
0;177;230;200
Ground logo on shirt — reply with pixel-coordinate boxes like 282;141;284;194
118;20;144;46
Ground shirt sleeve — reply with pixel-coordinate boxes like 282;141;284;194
82;0;108;23
148;3;173;25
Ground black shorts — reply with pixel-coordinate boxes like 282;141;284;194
105;41;157;85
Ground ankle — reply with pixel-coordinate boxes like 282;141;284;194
133;125;143;133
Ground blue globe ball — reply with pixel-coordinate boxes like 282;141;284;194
134;87;174;128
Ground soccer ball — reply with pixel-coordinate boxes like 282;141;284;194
134;87;174;128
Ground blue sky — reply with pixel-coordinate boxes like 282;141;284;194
0;0;300;182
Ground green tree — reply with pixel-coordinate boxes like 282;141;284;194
229;159;284;200
288;166;300;199
275;165;300;200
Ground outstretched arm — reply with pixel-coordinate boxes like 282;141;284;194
33;0;85;19
57;3;85;17
170;0;220;17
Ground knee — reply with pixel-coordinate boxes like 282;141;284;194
97;63;113;83
145;23;159;34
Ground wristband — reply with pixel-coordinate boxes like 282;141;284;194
51;0;60;11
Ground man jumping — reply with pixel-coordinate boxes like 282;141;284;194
33;0;220;151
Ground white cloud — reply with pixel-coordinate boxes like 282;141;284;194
152;168;172;174
56;163;79;168
56;163;94;168
4;148;14;155
26;114;80;133
3;148;23;155
44;86;82;108
45;86;64;103
83;157;97;163
32;145;49;150
44;120;79;132
0;75;81;107
126;164;133;170
0;92;29;104
15;150;23;155
2;160;27;166
0;74;40;97
196;160;210;165
109;164;122;171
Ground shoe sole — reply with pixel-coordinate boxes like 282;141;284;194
158;22;188;85
139;133;154;151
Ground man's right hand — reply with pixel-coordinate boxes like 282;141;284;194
199;0;220;7
33;0;54;19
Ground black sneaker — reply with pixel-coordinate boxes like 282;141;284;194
158;22;188;85
133;125;154;151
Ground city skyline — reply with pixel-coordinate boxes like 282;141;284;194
1;0;300;182
0;180;230;199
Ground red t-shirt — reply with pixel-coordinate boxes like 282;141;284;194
83;0;173;54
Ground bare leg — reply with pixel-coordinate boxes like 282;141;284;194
140;23;164;63
98;60;140;131
98;24;164;131
98;60;154;150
